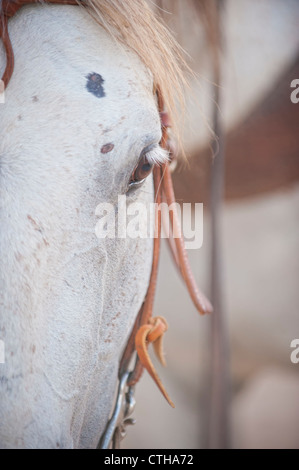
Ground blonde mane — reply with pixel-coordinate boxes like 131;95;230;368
79;0;188;145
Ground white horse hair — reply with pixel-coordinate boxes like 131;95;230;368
0;3;173;448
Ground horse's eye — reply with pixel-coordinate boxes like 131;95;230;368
129;154;154;187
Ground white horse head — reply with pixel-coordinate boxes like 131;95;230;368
0;2;184;448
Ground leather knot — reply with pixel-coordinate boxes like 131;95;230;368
134;316;174;408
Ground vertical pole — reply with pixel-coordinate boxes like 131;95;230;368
208;0;231;449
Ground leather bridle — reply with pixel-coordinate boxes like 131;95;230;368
1;0;212;448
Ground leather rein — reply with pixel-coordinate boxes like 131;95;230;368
0;0;212;449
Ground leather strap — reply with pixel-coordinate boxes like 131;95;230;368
119;90;212;407
0;0;213;408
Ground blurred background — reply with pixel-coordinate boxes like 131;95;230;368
124;0;299;449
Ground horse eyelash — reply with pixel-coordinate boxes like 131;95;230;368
145;145;170;166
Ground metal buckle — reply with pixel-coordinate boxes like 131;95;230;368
97;371;136;449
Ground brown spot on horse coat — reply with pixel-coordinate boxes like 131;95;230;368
101;143;114;154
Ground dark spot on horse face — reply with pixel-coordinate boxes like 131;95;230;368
27;215;42;233
32;95;39;102
86;72;105;98
101;143;114;154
